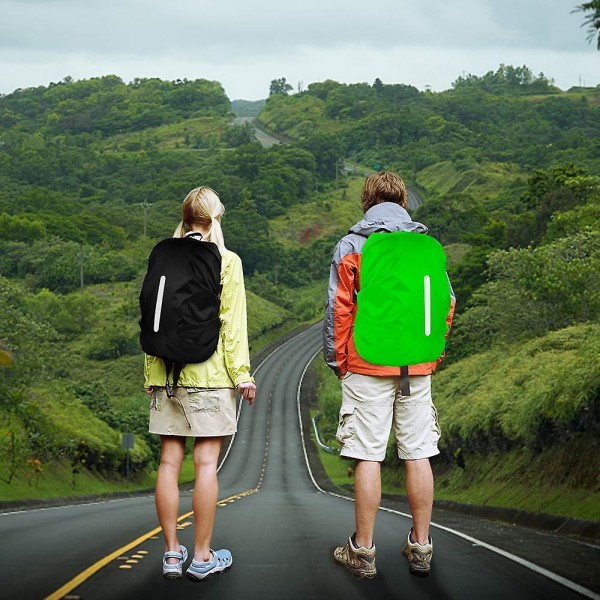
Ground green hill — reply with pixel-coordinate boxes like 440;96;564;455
1;68;598;515
312;324;600;520
0;76;326;501
231;99;266;117
257;69;600;521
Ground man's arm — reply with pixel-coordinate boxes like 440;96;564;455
434;274;456;368
323;239;359;378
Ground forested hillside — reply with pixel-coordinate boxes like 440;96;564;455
1;68;598;516
0;76;338;500
256;66;600;518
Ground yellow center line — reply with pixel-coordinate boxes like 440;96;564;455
45;488;258;600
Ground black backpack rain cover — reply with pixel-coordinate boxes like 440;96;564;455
139;237;222;372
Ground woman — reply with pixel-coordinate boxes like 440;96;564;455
144;186;256;581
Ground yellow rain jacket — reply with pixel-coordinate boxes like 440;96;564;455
144;249;254;388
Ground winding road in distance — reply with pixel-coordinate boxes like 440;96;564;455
233;116;421;210
0;323;597;599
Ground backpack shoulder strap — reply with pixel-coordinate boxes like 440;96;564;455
400;365;410;397
163;359;185;398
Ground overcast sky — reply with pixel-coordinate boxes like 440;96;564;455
1;0;598;100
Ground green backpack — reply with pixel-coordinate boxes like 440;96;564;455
354;231;451;388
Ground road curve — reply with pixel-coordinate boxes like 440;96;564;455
232;116;282;148
0;324;595;599
232;117;421;209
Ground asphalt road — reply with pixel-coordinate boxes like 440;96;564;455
232;116;281;148
0;324;597;599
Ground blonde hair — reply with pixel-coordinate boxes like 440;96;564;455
173;186;226;253
361;171;408;212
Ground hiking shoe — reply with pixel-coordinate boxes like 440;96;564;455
401;530;432;577
186;549;233;582
333;534;376;579
162;545;188;579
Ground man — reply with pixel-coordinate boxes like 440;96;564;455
323;171;455;579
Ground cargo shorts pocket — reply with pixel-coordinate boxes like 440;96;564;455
336;404;355;444
188;389;221;413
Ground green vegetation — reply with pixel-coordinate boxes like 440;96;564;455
1;67;599;517
574;1;600;49
0;75;335;501
0;270;296;500
436;324;599;451
312;330;600;521
265;71;600;521
231;99;266;117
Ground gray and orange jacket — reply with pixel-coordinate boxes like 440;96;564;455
323;202;456;378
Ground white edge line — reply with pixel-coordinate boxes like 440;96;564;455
0;496;142;516
296;347;599;600
297;347;326;493
218;323;320;473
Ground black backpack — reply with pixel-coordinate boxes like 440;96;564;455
139;235;222;392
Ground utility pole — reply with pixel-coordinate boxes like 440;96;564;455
336;159;345;184
78;244;88;294
140;202;152;237
122;434;134;487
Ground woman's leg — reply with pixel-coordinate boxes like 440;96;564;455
192;436;224;562
155;435;186;560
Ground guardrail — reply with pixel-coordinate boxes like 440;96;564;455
312;414;338;454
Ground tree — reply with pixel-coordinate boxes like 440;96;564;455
269;77;293;96
449;230;600;360
574;1;600;49
0;342;12;367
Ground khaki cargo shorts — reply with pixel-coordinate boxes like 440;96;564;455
336;372;440;461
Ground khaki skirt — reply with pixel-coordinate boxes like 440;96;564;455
148;387;238;437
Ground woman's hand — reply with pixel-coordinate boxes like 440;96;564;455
237;381;256;405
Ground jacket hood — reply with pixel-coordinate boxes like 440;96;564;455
348;202;428;237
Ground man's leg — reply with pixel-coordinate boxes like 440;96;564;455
394;375;438;576
394;375;438;545
333;457;379;579
354;459;381;549
334;373;394;578
405;458;434;544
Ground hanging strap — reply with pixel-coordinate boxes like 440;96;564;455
162;359;191;428
163;360;185;396
400;365;411;397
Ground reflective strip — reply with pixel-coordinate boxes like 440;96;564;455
424;275;431;336
154;276;166;332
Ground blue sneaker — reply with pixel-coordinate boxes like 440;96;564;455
162;545;188;579
186;549;233;582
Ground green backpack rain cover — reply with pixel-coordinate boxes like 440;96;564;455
355;231;451;366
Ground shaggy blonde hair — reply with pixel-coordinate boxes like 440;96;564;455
361;171;408;212
174;186;226;253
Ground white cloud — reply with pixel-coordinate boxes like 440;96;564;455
0;0;597;99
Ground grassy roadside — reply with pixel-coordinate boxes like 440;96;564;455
0;316;321;508
312;429;600;522
0;458;156;503
310;348;600;523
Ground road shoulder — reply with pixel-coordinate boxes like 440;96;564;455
298;358;600;594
